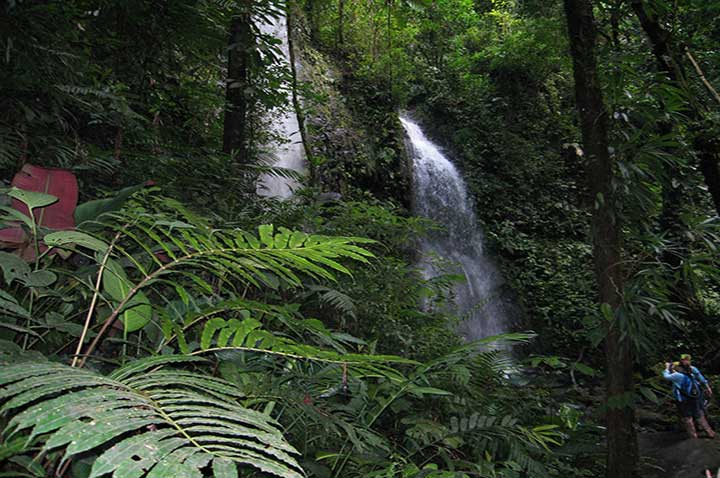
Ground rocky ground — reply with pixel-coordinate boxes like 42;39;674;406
640;431;720;478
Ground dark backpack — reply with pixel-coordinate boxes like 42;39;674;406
679;371;702;400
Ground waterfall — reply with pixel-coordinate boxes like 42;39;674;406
401;116;510;341
256;10;306;199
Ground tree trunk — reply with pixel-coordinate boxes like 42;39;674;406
630;0;720;216
305;0;320;43
697;136;720;214
222;7;252;164
286;4;312;167
563;1;638;477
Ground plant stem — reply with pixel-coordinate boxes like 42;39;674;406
72;231;121;367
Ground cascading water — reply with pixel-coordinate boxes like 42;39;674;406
401;116;510;341
256;9;306;199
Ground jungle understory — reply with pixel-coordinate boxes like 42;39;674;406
2;1;720;477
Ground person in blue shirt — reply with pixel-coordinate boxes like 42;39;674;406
663;354;715;439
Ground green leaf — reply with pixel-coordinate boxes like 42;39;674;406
8;188;57;209
44;231;109;253
0;252;56;288
0;321;39;337
103;259;132;302
572;362;597;377
23;270;57;288
408;386;453;397
102;259;151;332
213;457;238;478
122;298;152;333
201;318;227;350
0;206;33;228
0;361;303;478
74;183;145;229
258;224;274;248
0;435;28;461
0;289;31;319
639;386;660;404
0;251;31;285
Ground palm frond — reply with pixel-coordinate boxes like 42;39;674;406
0;356;304;478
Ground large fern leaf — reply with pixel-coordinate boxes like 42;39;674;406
0;356;304;478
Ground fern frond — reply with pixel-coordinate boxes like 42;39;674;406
0;357;304;478
102;218;376;290
305;285;357;320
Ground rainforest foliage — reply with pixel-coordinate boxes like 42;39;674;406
1;0;720;477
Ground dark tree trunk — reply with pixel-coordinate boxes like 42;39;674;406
630;0;720;217
563;1;638;477
305;0;320;43
697;136;720;215
286;5;312;168
222;9;252;164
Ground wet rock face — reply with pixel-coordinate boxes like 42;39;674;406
289;7;411;206
640;431;720;478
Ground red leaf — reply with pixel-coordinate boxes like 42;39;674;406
1;165;79;262
0;226;26;246
11;164;78;230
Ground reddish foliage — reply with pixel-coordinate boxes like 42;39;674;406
0;165;78;260
12;164;78;229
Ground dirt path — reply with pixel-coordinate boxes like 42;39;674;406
640;431;720;477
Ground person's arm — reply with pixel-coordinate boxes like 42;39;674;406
663;364;684;384
694;366;713;396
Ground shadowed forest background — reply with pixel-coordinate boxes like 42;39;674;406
1;0;720;477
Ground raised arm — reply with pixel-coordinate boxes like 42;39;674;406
663;364;685;384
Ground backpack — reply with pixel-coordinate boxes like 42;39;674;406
679;371;702;400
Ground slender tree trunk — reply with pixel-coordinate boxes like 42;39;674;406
698;137;720;214
630;0;720;216
222;6;252;164
305;0;320;43
286;4;312;166
563;1;638;477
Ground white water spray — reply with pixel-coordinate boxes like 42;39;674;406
256;10;306;198
401;116;510;341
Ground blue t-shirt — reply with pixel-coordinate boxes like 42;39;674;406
663;366;708;402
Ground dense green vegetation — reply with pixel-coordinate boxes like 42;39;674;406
2;0;720;477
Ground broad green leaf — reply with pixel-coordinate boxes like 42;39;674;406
102;259;151;332
1;361;303;478
572;362;597;377
8;188;57;209
23;270;57;288
44;231;108;253
74;183;145;229
0;251;31;285
0;252;55;288
122;299;152;333
103;259;132;303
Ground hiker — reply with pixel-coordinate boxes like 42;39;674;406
663;354;715;439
